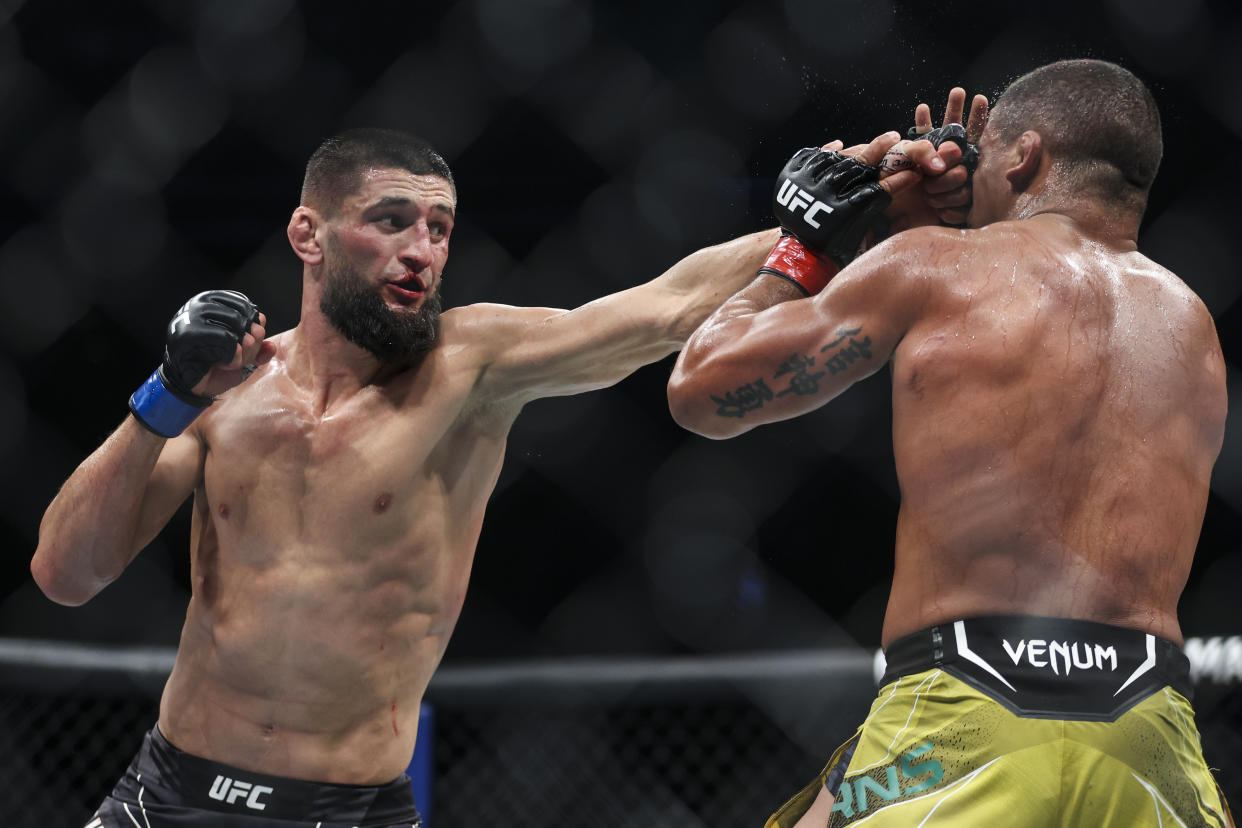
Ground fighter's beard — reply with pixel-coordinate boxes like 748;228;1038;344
319;258;442;365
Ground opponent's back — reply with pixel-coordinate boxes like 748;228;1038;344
884;214;1226;645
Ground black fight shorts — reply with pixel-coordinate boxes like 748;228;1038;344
86;726;422;827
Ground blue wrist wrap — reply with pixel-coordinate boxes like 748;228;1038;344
128;369;210;437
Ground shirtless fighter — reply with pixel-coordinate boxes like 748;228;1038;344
31;126;942;826
668;60;1234;826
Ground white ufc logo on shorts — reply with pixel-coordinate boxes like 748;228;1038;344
208;774;274;810
776;179;833;228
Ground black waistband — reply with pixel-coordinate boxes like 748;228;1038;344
113;726;421;823
880;615;1193;722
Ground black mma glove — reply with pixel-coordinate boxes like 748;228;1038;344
760;148;892;296
129;290;261;437
906;122;979;228
906;122;979;173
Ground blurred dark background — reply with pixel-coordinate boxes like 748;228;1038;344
0;0;1239;806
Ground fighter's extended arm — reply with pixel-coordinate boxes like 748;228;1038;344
667;135;932;438
32;291;271;605
466;126;949;409
464;227;781;405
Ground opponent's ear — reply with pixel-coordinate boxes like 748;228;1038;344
1005;130;1044;191
287;206;324;265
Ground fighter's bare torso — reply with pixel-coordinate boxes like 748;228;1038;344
161;313;517;785
883;214;1227;645
140;215;780;784
28;152;778;793
671;210;1227;650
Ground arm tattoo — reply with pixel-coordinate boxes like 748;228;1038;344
711;379;774;418
820;327;872;374
774;353;825;397
710;327;873;418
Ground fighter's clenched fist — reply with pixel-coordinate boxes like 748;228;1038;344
128;290;271;437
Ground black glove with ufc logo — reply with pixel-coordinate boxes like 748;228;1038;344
760;149;892;296
128;290;261;437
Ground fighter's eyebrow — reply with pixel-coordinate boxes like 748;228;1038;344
370;196;411;209
368;197;454;220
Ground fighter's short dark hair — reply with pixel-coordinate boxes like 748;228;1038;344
989;60;1161;211
301;128;456;214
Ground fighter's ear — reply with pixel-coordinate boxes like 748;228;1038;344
287;206;324;265
1005;130;1044;191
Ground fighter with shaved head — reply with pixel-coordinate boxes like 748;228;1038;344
669;60;1233;827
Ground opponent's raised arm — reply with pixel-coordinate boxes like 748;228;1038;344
668;134;929;438
466;227;781;406
31;291;273;605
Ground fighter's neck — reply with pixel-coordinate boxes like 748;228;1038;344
1006;194;1141;250
280;314;393;415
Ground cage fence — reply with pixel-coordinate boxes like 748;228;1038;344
2;637;1240;827
0;640;880;828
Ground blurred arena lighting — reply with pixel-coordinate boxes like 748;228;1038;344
704;14;805;123
188;0;298;38
0;0;1240;820
127;46;228;163
1105;0;1206;42
0;356;27;458
59;180;169;281
783;0;895;57
634;128;747;248
473;0;594;78
0;226;89;354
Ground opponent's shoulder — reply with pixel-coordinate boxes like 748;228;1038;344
1120;251;1213;319
865;224;987;273
1144;256;1228;412
835;225;984;307
1151;261;1223;352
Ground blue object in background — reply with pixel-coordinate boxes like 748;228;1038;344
408;703;434;825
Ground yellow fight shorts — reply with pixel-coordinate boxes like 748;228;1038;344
767;616;1234;827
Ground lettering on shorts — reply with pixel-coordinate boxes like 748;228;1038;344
208;774;275;811
710;328;872;418
1001;638;1119;675
832;741;943;820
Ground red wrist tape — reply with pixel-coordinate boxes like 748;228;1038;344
757;235;840;297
